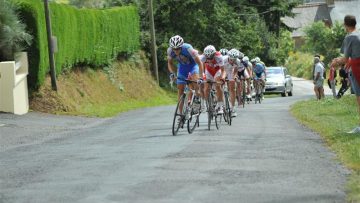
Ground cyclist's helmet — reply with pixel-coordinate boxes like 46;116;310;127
204;45;216;58
250;58;257;64
228;49;239;59
255;56;261;63
243;56;249;63
169;35;184;49
238;51;244;59
220;48;228;56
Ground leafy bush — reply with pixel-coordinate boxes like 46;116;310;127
0;0;32;61
285;51;313;79
303;21;346;64
14;0;140;89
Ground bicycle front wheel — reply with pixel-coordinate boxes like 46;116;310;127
187;104;200;134
207;94;215;131
215;113;222;129
172;94;186;136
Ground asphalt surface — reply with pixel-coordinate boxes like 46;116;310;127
0;78;349;203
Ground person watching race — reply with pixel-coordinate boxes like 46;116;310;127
200;45;226;114
223;48;243;116
167;35;204;108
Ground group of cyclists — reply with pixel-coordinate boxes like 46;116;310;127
167;35;266;120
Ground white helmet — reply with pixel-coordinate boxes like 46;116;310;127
251;58;257;63
220;48;228;56
243;56;249;62
255;56;261;63
204;45;216;58
169;35;184;49
228;49;239;59
238;51;244;59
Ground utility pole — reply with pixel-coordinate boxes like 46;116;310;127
148;0;159;85
44;0;58;91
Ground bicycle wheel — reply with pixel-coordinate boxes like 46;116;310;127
215;111;222;129
223;92;229;124
172;94;186;136
187;102;200;134
225;92;232;125
207;94;213;131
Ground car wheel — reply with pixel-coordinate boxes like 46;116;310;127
281;92;286;97
288;91;293;96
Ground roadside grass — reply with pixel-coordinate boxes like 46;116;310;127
291;95;360;202
30;52;177;117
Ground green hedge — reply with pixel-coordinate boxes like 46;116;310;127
14;0;140;88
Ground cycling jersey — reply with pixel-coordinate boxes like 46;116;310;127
253;63;265;78
167;43;198;65
223;56;242;80
200;51;224;77
167;43;199;85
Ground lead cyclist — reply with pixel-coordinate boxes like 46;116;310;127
167;35;204;110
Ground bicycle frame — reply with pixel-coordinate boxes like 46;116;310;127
172;79;200;135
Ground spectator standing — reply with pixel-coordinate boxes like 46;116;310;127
331;15;360;134
313;56;325;100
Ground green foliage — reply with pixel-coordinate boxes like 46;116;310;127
269;29;295;65
68;0;137;8
0;0;32;61
303;21;346;65
14;0;140;89
285;51;313;79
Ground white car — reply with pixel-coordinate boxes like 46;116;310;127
265;67;293;97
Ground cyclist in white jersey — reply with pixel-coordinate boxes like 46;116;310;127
235;52;250;106
223;49;242;116
242;56;253;99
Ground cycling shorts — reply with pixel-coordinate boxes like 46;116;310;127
177;64;199;85
237;69;250;80
205;68;221;81
225;69;235;81
254;72;265;80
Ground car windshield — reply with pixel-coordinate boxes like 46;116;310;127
266;68;283;78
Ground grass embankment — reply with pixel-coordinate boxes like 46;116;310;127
291;96;360;202
30;53;177;117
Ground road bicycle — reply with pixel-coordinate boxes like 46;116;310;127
236;77;248;108
171;79;201;136
253;78;264;104
206;81;223;130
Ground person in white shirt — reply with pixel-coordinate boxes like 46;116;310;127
313;56;325;100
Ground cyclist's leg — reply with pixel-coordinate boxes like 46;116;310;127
204;70;215;100
243;69;251;95
214;72;224;103
188;65;200;98
229;80;236;109
261;73;266;94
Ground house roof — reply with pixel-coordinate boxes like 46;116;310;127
281;3;332;37
329;0;360;24
282;0;360;38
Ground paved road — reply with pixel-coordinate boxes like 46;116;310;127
0;78;349;203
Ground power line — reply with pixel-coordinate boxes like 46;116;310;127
237;9;275;16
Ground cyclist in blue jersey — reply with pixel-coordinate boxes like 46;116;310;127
251;58;266;98
167;35;204;104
